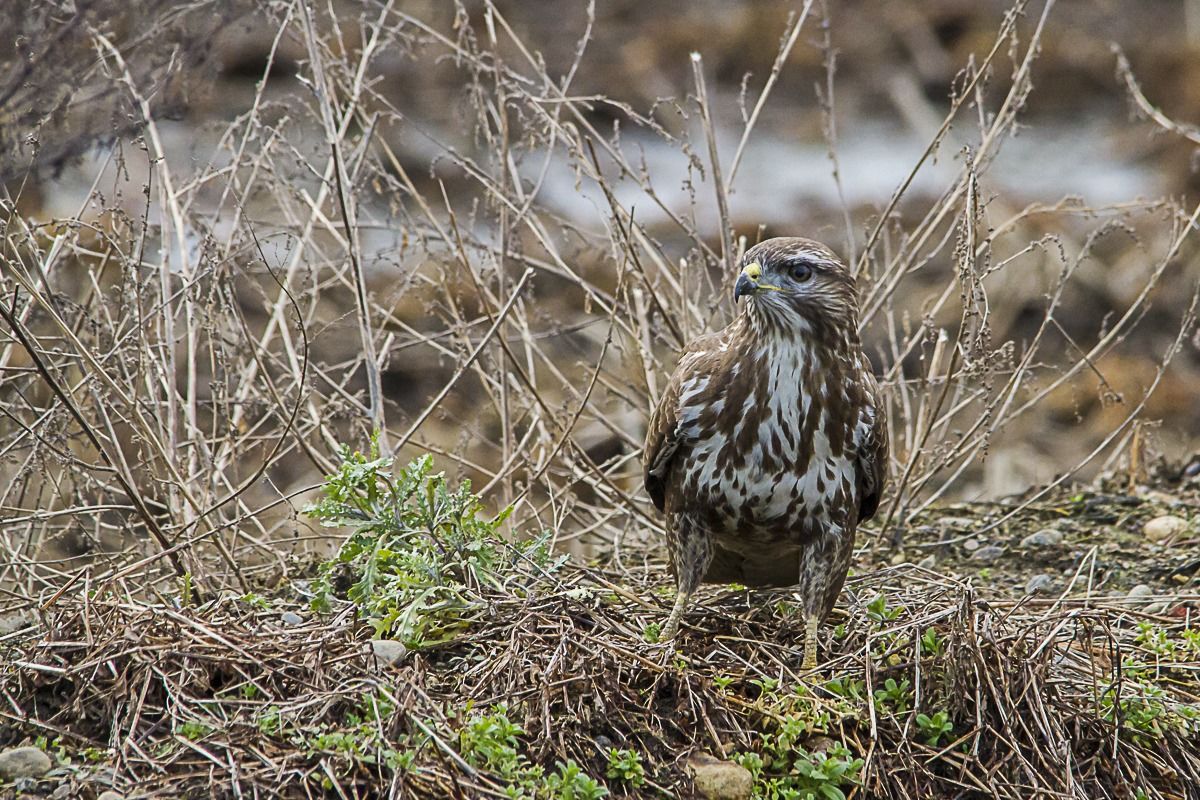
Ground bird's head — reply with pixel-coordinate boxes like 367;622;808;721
734;237;859;335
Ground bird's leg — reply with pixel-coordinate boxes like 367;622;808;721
796;544;828;671
662;518;712;641
802;614;820;671
660;589;691;641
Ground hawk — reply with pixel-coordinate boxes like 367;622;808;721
643;237;888;668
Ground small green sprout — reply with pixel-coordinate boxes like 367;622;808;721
873;677;912;714
866;594;903;624
915;710;954;746
604;748;645;787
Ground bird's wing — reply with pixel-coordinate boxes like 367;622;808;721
642;377;680;513
856;367;889;523
643;333;722;512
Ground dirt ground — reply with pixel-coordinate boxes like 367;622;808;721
860;461;1200;602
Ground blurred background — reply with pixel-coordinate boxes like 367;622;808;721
2;0;1199;584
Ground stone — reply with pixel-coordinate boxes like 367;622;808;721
1140;490;1180;507
97;793;124;800
1126;584;1154;605
962;537;981;552
1025;574;1054;594
972;545;1005;563
370;639;409;667
940;517;976;532
1143;515;1189;544
917;555;937;570
0;613;33;636
804;735;838;754
0;746;52;780
1021;528;1064;548
688;753;753;800
279;611;304;626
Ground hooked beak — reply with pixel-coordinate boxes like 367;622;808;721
735;261;777;302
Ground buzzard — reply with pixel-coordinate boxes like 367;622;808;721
643;237;888;668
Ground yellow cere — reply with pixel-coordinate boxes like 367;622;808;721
741;261;783;292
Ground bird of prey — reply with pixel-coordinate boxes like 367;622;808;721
642;237;888;668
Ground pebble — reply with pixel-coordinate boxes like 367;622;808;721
1143;515;1189;544
917;555;937;570
1021;528;1064;548
279;611;304;626
1140;489;1180;507
370;639;409;667
962;537;981;552
972;545;1005;563
1126;584;1154;603
97;793;125;800
0;746;52;780
804;735;837;754
1025;574;1054;594
688;753;753;800
1124;583;1170;615
0;613;32;636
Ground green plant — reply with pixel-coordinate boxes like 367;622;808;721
866;594;903;624
179;720;213;741
915;710;954;746
1134;621;1176;659
458;707;608;798
873;677;912;714
307;449;559;648
920;628;945;657
81;747;108;763
239;592;272;610
1098;683;1174;744
642;622;661;643
546;760;608;799
32;736;67;767
734;741;864;800
823;677;866;704
297;689;409;771
604;748;645;786
459;708;528;781
258;707;284;736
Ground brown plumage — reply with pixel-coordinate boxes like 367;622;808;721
643;237;888;667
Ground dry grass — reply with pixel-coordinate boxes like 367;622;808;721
3;550;1199;798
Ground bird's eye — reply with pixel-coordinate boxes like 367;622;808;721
790;262;813;282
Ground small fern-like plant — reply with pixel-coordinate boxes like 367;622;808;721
307;446;560;648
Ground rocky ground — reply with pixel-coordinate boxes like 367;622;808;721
865;462;1200;603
